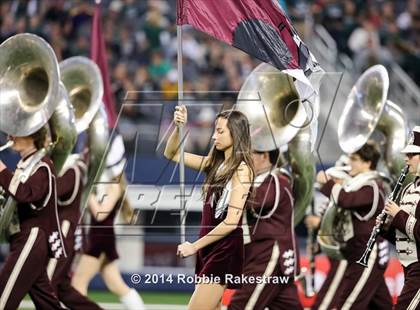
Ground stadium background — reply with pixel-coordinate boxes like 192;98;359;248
0;0;419;308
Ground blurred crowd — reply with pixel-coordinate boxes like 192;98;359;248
0;0;262;154
307;0;420;79
0;0;419;154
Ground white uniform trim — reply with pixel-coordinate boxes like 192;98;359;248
341;171;381;221
396;180;420;266
58;166;81;206
341;243;378;310
8;158;53;211
284;187;298;278
407;289;420;310
52;174;67;259
47;220;71;280
245;241;280;310
242;212;251;245
253;171;281;219
318;259;348;310
353;180;379;221
29;162;53;210
0;227;39;310
0;152;50;238
406;215;417;241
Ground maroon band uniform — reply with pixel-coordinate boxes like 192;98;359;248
229;169;302;310
313;173;393;310
49;159;103;310
0;153;65;309
195;162;248;289
384;177;420;309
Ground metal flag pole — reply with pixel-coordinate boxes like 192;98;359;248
177;24;186;244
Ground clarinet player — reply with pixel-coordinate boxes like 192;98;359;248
382;126;420;309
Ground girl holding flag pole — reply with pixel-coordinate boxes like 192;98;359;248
165;105;254;310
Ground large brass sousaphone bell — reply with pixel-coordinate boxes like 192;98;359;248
59;56;104;134
338;64;407;179
338;65;389;154
236;63;317;225
0;33;59;137
0;33;77;240
236;63;307;151
0;34;77;171
318;65;408;259
59;56;109;207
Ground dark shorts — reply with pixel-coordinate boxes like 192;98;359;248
84;231;119;262
195;230;244;289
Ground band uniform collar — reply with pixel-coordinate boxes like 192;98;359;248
17;151;38;169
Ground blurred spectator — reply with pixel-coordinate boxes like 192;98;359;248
147;49;172;82
313;0;420;85
142;6;167;50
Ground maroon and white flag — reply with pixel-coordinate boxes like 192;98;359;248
177;0;323;100
177;0;324;150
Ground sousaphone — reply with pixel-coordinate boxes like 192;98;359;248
0;33;59;137
236;62;317;225
318;65;408;259
0;33;77;240
59;56;109;208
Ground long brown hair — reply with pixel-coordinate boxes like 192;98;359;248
203;110;255;199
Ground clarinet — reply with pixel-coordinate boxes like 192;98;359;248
357;165;409;267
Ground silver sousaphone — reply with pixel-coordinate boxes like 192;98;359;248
236;63;317;226
236;63;319;297
0;33;60;138
59;56;109;209
318;65;408;259
0;33;77;241
59;56;103;134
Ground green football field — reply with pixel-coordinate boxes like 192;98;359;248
21;290;190;309
88;290;190;304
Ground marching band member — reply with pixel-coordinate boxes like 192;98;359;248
229;148;302;310
72;135;145;310
0;128;65;309
48;153;103;309
314;141;392;310
309;156;351;310
382;126;420;309
166;106;254;310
